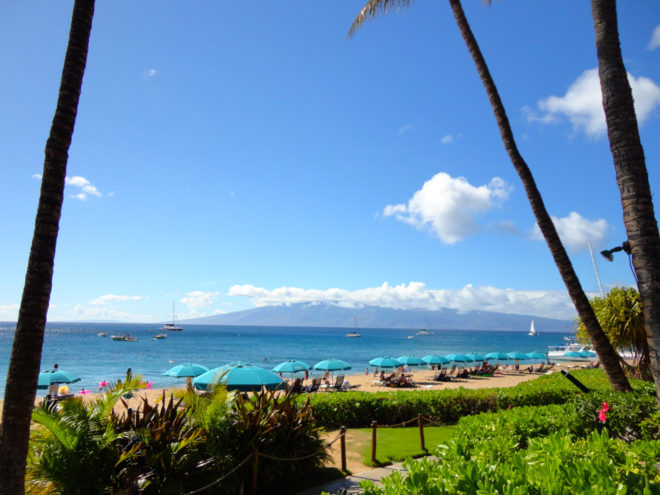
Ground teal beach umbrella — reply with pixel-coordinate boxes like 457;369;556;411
466;353;485;362
163;363;209;378
563;351;584;358
579;351;597;358
507;352;529;360
369;356;403;369
37;369;81;390
445;353;470;363
525;352;547;361
272;360;310;374
485;352;510;361
193;362;285;392
422;355;450;366
396;356;425;367
313;359;351;372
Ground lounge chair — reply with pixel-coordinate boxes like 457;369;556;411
305;378;321;393
533;363;546;373
288;378;303;394
330;374;345;391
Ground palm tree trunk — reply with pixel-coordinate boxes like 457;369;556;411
590;0;660;403
0;1;95;492
446;0;631;391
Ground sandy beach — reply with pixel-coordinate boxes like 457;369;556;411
1;363;588;419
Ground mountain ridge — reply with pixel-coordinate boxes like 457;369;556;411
181;303;573;332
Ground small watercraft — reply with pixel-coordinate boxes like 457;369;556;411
160;302;183;331
111;334;139;342
528;320;539;336
98;332;107;337
153;333;167;340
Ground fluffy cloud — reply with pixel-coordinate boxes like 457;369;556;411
649;25;660;50
33;174;106;201
0;304;19;319
71;304;151;322
180;291;220;309
529;69;660;136
531;211;610;252
398;124;412;135
440;134;454;144
89;294;142;305
228;281;576;319
144;68;158;79
383;173;511;244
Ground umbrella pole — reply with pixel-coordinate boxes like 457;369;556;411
186;376;192;391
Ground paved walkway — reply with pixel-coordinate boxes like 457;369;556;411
296;462;407;495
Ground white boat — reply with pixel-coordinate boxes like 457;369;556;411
346;317;362;338
153;333;167;340
416;329;433;336
111;334;139;342
547;337;592;360
161;302;183;331
98;332;107;337
528;320;539;336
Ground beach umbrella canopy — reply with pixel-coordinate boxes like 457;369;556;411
272;360;310;374
445;353;471;363
526;352;547;361
369;356;403;369
507;352;529;360
37;369;81;390
396;356;425;367
163;363;209;378
193;362;285;392
563;351;584;358
313;359;352;372
466;353;485;362
579;351;597;358
422;355;451;366
485;352;511;361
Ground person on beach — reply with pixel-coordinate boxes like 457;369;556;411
373;367;379;377
322;370;330;386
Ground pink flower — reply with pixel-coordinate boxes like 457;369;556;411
601;401;609;412
598;409;607;422
146;382;152;389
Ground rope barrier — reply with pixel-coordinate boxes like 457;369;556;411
183;452;253;495
421;416;446;427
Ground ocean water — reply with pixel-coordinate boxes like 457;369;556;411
0;322;570;398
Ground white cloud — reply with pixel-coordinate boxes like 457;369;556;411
648;25;660;50
33;174;105;201
70;304;151;322
180;291;220;309
398;124;412;135
0;304;19;319
144;68;158;79
228;281;576;319
531;211;610;252
89;294;142;305
383;172;511;244
440;134;453;144
530;69;660;136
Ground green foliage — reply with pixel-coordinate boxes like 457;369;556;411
309;369;624;428
358;426;456;466
360;431;660;494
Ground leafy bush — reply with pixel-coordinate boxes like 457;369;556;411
359;431;660;494
309;369;638;428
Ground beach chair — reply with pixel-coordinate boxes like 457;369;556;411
533;363;546;373
305;378;321;393
329;375;345;391
288;378;303;394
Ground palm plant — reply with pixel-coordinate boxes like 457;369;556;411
348;0;630;392
0;1;96;492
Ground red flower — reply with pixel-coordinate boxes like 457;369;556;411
601;401;610;412
598;401;609;422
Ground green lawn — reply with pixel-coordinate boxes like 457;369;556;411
357;425;457;466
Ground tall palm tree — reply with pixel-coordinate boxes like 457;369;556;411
0;1;96;492
590;0;660;403
349;0;631;391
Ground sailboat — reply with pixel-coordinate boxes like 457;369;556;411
346;317;362;338
528;320;539;336
161;302;183;331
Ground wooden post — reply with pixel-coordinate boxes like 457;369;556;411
251;449;259;495
418;414;426;452
371;420;377;464
340;426;347;472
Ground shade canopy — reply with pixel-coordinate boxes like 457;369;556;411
563;351;584;358
507;352;529;360
445;353;471;363
37;369;81;390
163;363;209;378
313;359;352;372
485;352;511;361
369;356;403;369
396;356;425;367
466;353;485;362
193;362;285;392
422;355;451;365
525;352;547;361
272;359;310;374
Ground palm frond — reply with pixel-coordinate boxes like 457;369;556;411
347;0;413;39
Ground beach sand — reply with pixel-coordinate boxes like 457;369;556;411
1;362;589;419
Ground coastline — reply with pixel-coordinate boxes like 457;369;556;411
0;362;590;420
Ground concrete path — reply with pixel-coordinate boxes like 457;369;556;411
296;462;407;495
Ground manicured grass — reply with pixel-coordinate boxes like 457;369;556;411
357;425;457;466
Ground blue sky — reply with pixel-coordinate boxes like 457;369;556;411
1;1;659;323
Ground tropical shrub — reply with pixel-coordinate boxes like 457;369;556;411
309;369;638;428
358;430;660;494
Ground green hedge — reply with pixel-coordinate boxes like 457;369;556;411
309;369;652;428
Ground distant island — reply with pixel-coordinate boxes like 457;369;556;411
181;302;573;332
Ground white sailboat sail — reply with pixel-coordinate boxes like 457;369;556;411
528;320;538;336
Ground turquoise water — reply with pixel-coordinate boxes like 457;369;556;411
0;322;569;398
